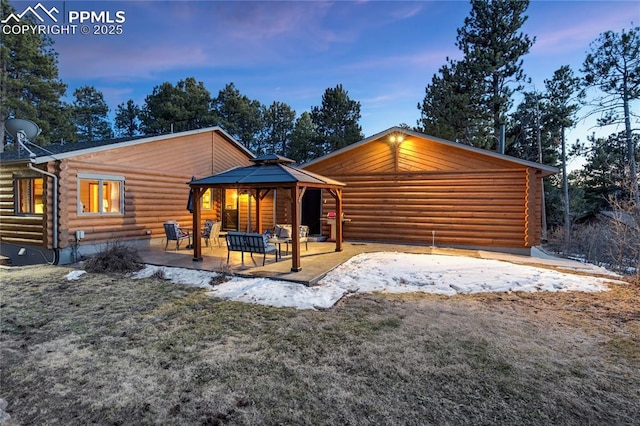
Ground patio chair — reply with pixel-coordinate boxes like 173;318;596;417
210;221;224;247
285;225;309;254
202;220;223;249
202;220;214;248
163;221;191;251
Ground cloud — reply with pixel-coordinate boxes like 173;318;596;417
342;47;461;74
390;3;425;20
528;3;638;56
56;39;211;82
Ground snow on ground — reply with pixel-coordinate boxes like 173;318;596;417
131;265;219;288
124;252;622;310
66;270;87;281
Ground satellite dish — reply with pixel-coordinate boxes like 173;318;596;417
5;118;41;141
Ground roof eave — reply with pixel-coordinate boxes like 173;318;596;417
26;127;254;164
303;126;559;175
0;157;34;165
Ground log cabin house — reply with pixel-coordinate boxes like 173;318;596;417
0;127;276;265
301;127;558;255
1;124;558;265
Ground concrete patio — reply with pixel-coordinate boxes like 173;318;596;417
138;238;607;286
140;238;433;285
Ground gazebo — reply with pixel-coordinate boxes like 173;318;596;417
188;154;346;272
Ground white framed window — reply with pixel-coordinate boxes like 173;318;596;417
15;177;44;215
78;173;124;215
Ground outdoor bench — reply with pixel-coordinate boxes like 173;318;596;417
225;231;278;265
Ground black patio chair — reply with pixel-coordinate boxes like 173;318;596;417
163;221;191;251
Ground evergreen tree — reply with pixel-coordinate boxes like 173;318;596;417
0;0;73;149
287;112;319;163
545;66;582;133
114;99;141;137
417;60;488;144
72;86;113;141
543;65;583;238
457;0;534;149
140;77;213;134
311;84;363;155
508;88;566;241
211;83;263;151
260;101;296;156
576;132;639;213
507;91;547;163
422;0;533;149
140;82;179;134
581;26;640;208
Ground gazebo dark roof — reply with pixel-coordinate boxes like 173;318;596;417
190;154;345;187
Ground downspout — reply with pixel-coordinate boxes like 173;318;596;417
28;162;59;264
498;123;505;155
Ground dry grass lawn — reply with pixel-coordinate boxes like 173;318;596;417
1;265;639;425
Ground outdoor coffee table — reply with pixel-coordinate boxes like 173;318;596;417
268;238;288;260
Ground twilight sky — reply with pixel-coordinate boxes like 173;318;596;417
7;0;640;157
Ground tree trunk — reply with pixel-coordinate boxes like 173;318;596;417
623;87;640;210
561;126;571;246
493;73;501;151
536;104;547;240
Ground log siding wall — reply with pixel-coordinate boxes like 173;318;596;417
304;134;546;250
316;170;530;248
0;162;46;245
2;129;257;250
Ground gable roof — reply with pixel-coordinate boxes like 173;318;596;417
0;126;253;164
303;126;558;176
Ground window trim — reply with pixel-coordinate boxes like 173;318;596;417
77;173;125;216
14;175;45;216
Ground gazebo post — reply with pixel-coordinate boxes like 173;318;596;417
254;189;262;233
290;185;302;272
192;186;204;261
335;188;343;252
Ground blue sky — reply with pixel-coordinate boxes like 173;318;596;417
7;0;640;156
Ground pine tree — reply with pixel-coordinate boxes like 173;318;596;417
0;0;72;149
507;91;546;163
211;83;263;151
260;101;296;156
141;77;213;135
543;65;583;239
417;59;488;144
287;112;319;163
114;99;141;137
581;26;640;208
577;132;639;213
72;86;113;141
454;0;534;149
311;84;363;155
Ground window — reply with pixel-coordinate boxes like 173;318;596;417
15;177;44;215
201;188;213;210
78;174;124;214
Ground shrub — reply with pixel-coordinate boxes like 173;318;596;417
151;269;167;280
84;241;142;273
547;204;639;277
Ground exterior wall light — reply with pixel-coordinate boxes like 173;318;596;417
389;133;405;144
388;132;406;172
